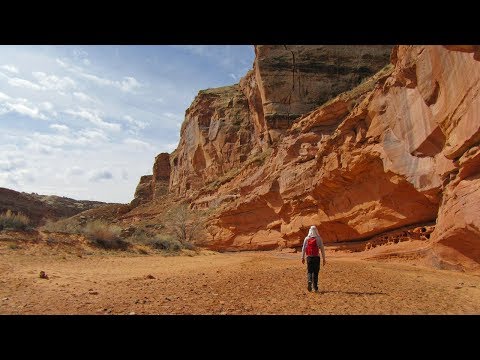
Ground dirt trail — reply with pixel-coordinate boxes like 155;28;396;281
1;246;479;315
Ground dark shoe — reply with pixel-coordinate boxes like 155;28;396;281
307;282;312;292
314;287;318;292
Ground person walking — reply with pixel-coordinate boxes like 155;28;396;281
301;225;326;292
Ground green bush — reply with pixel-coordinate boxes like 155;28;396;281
0;210;30;230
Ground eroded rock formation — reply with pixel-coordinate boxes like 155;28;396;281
130;153;171;207
129;45;480;270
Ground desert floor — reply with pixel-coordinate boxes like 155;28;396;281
1;240;480;315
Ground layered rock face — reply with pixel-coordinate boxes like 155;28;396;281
250;45;392;142
152;153;171;198
130;153;170;207
131;45;480;270
167;46;392;199
204;45;480;268
169;85;259;197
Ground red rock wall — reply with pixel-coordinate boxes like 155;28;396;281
130;45;480;270
168;85;260;198
205;46;480;262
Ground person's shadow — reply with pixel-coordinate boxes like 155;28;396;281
316;290;387;295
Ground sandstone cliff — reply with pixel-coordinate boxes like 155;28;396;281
130;153;170;207
129;45;480;270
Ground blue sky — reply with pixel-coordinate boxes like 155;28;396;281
0;45;255;203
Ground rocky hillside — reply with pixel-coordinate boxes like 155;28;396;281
0;187;112;226
128;45;480;270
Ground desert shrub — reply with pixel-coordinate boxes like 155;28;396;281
41;218;82;234
0;210;30;230
163;203;205;247
148;237;182;252
92;237;129;250
128;231;151;244
83;220;127;250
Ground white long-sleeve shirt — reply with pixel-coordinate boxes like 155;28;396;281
302;235;326;260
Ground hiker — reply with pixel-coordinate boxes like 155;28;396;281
301;225;326;292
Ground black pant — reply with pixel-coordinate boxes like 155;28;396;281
306;256;321;290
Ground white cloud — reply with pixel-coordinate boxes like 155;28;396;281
66;166;85;176
119;77;141;92
164;143;179;153
89;169;114;182
29;133;70;147
229;73;237;81
121;170;128;180
124;138;153;150
73;48;88;59
5;102;47;120
26;128;109;149
77;129;109;143
65;108;121;131
81;72;112;86
55;58;142;93
0;158;26;172
50;123;69;132
0;91;51;120
73;91;94;102
162;112;182;120
56;58;68;68
32;71;76;91
8;77;44;90
41;101;54;111
83;59;91;66
0;168;34;186
124;115;148;130
25;142;57;155
40;101;57;117
0;92;11;100
1;64;19;74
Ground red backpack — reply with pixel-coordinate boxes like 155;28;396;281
306;237;319;256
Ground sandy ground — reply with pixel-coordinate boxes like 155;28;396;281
1;241;480;315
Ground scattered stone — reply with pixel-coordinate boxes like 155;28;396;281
145;274;156;279
39;271;49;279
89;291;99;295
220;311;227;315
165;296;172;301
129;312;136;315
2;297;9;301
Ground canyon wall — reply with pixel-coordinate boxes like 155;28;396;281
131;45;480;269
